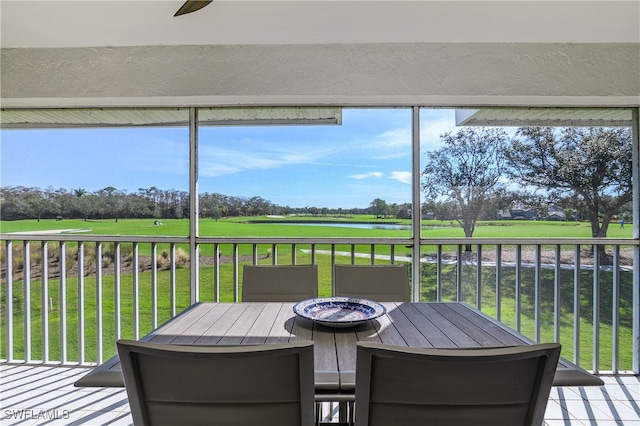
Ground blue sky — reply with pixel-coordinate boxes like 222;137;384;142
0;108;457;209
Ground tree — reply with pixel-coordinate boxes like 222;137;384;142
422;127;508;247
393;202;412;219
73;188;91;220
503;127;632;239
246;196;272;216
369;198;391;218
98;186;124;221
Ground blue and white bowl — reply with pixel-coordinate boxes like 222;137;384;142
293;297;386;327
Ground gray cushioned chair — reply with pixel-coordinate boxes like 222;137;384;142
117;340;315;426
354;342;561;426
242;264;318;302
333;264;410;302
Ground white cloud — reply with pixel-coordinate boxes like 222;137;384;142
349;171;384;180
420;110;456;149
369;129;412;159
376;129;411;148
198;146;310;177
389;171;411;184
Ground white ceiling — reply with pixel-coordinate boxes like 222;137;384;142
2;0;639;49
2;1;638;109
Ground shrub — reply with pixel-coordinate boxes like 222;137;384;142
175;247;190;267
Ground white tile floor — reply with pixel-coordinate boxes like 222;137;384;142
1;364;638;425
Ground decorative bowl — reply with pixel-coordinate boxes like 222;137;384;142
293;297;386;328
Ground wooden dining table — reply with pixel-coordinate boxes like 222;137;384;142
74;301;603;392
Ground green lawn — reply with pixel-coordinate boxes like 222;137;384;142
0;217;636;370
1;216;634;239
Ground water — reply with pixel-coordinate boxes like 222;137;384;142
273;222;411;230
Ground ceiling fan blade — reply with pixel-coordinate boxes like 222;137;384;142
174;1;213;17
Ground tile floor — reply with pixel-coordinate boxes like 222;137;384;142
1;364;638;425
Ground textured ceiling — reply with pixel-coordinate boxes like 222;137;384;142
2;1;639;49
2;1;638;109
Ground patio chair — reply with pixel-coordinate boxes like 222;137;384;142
333;264;410;302
354;342;560;426
117;340;315;426
242;264;318;302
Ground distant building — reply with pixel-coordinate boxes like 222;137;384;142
496;204;572;221
508;203;538;220
546;205;566;221
509;207;527;219
496;210;512;220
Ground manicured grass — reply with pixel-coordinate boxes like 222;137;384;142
1;216;634;239
0;217;636;370
3;249;633;369
419;261;635;369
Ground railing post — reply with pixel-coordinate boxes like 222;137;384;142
311;244;317;265
132;242;139;341
23;241;31;363
151;242;158;329
114;242;121;340
592;244;601;373
476;244;482;310
495;244;502;321
41;241;49;363
213;243;220;302
170;242;176;317
612;245;620;373
59;241;67;363
189;106;199;305
632;107;640;374
436;245;442;302
233;243;239;302
456;245;463;302
331;244;337;296
534;244;541;342
554;245;561;343
573;245;581;366
5;240;13;362
77;241;85;364
411;106;421;302
292;243;297;265
96;242;103;364
515;244;522;332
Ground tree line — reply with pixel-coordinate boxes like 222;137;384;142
0;186;386;222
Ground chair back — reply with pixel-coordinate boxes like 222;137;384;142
117;340;315;426
354;342;561;426
334;264;410;301
242;264;318;302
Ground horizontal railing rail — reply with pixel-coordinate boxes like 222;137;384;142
1;233;638;375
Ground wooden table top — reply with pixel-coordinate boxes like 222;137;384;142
74;301;603;390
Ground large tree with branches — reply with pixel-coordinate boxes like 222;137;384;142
503;127;632;240
422;127;508;247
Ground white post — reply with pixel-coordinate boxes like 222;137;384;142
411;106;421;302
190;107;200;305
631;108;639;374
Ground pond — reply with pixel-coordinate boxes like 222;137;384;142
275;222;411;230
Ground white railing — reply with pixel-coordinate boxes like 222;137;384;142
1;234;638;375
